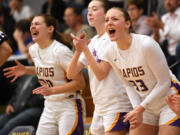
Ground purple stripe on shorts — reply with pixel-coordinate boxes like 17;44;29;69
169;118;180;127
71;99;84;135
171;80;180;94
110;112;130;132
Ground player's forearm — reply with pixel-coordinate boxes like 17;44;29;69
25;66;36;75
52;72;86;94
141;40;171;108
67;51;82;79
126;85;142;108
83;46;109;81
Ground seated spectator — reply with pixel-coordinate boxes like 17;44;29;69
9;0;34;22
64;6;96;51
127;0;152;35
13;19;33;55
146;0;180;79
41;0;66;32
13;19;34;64
0;75;44;135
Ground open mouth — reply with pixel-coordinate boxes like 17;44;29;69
32;32;39;36
108;29;116;36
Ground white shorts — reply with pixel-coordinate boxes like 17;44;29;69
143;78;180;126
90;112;129;135
36;98;85;135
143;104;180;126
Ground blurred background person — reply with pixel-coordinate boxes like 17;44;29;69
64;6;96;51
64;6;95;40
41;0;66;32
9;0;34;22
0;75;44;135
146;0;180;80
127;0;152;36
13;19;34;64
13;19;33;55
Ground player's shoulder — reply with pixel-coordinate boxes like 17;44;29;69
53;40;71;51
132;33;158;48
52;40;73;56
29;42;38;52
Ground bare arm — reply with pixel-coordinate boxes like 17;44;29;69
33;71;86;96
70;33;111;81
67;50;84;79
83;45;111;81
0;41;12;66
3;60;36;82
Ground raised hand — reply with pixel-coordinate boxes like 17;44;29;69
70;32;88;52
166;94;180;117
123;105;144;129
145;12;163;31
3;60;26;82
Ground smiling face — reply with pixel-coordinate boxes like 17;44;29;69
105;8;131;41
87;0;106;27
30;16;53;43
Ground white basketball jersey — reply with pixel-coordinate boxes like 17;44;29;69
101;34;174;110
79;33;132;115
29;40;75;101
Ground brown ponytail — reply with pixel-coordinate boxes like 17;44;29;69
54;31;72;50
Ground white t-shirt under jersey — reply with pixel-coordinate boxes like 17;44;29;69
29;40;75;101
79;33;132;115
101;33;172;110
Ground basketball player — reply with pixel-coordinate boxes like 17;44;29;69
3;14;85;135
70;7;180;135
67;1;132;135
0;31;12;66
